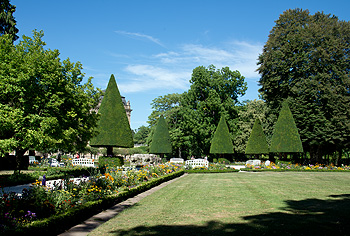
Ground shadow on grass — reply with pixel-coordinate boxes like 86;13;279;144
108;194;350;236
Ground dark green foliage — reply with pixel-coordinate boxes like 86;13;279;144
149;115;172;155
210;116;234;154
245;118;269;155
90;74;133;149
0;0;19;41
185;169;239;173
133;125;150;145
257;9;350;161
147;93;183;158
98;156;124;173
270;101;303;153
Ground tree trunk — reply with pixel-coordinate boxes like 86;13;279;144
107;146;114;157
336;149;342;166
15;149;26;174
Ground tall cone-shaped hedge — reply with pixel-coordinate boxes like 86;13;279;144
210;116;234;154
245;118;269;155
270;101;303;153
90;74;133;155
149;115;172;157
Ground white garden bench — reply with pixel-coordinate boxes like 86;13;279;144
185;159;209;168
72;158;95;167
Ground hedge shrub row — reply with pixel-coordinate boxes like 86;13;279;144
185;169;239;174
240;168;350;172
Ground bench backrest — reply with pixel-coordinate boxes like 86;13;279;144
185;159;209;168
72;158;95;167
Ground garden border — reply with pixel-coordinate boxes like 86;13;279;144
5;170;185;236
240;168;350;172
185;169;240;174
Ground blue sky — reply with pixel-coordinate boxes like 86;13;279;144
12;0;350;130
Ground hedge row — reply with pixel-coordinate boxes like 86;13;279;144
240;168;350;172
185;169;240;174
6;170;185;236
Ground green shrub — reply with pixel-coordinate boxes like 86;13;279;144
210;116;234;154
245;118;269;155
149;115;172;155
270;101;303;153
185;169;239;173
90;74;134;155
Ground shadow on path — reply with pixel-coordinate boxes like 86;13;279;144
109;194;350;236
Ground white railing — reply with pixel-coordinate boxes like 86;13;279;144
185;159;209;168
72;158;95;167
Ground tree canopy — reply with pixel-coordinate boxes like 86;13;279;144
90;74;133;155
270;101;303;153
180;65;247;156
257;9;350;161
210;116;234;154
245;118;269;156
147;93;185;158
0;31;100;170
0;0;18;42
133;125;150;145
149;115;172;157
235;99;271;154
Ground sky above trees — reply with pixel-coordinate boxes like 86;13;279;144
11;0;350;129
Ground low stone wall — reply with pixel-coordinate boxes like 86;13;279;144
126;154;161;165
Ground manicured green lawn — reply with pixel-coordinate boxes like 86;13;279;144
89;172;350;236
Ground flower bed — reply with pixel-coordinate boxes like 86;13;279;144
242;162;350;172
1;163;184;235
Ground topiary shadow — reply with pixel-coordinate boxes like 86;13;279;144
108;194;350;236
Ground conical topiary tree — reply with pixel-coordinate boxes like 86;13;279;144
149;115;172;159
210;116;234;155
90;74;133;156
245;118;269;158
270;101;303;153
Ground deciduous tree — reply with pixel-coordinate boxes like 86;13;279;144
257;9;350;162
0;31;100;172
133;125;150;145
181;65;246;156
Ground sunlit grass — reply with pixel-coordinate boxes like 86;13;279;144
90;172;350;236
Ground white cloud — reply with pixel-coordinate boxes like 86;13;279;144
118;65;190;93
107;40;263;94
115;30;165;47
154;41;263;78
